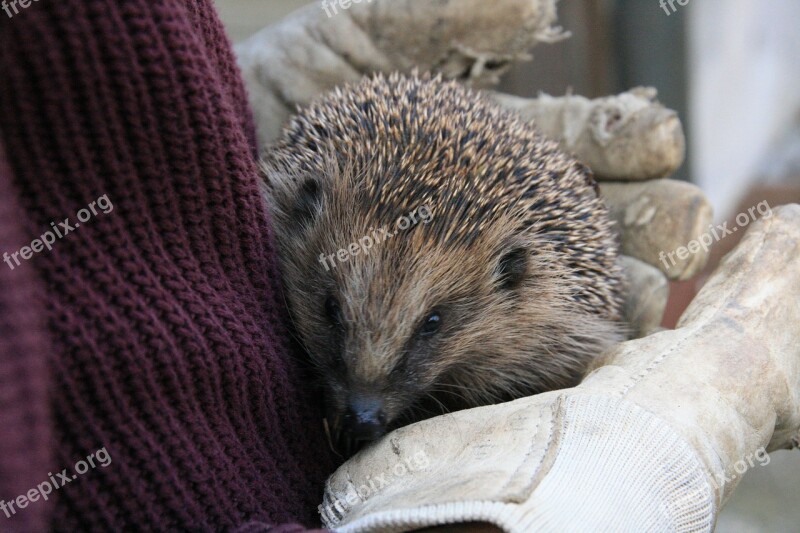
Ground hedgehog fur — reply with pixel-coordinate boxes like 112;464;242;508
261;72;624;451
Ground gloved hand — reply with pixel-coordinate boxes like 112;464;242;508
319;205;800;532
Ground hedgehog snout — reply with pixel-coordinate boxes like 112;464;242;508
342;394;387;438
335;393;388;456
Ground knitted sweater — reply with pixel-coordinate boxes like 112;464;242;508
0;0;335;530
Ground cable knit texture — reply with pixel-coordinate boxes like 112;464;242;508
0;0;335;530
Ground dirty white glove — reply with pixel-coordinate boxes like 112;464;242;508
320;205;800;532
235;0;567;147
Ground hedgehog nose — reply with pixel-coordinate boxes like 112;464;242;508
342;396;387;443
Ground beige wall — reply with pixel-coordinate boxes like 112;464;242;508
689;0;800;220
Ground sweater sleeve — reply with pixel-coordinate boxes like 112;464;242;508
0;0;334;530
0;141;53;532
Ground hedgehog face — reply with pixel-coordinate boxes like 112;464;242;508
281;196;563;454
261;73;624;455
263;168;617;455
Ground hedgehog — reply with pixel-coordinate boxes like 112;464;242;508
261;73;624;455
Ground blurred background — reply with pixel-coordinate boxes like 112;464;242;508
215;1;800;530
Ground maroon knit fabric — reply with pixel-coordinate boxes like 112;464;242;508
0;141;53;533
0;0;335;531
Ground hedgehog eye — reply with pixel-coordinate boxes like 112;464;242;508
496;247;528;291
418;311;442;337
294;179;322;225
324;295;343;328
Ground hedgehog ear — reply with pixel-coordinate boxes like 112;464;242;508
293;179;323;225
495;247;528;291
